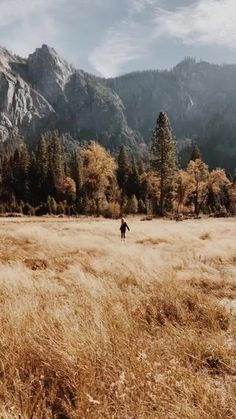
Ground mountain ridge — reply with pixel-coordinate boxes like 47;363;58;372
0;45;236;171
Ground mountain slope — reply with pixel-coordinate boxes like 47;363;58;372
0;47;236;170
108;58;236;171
0;45;139;150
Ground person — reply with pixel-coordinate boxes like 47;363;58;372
120;217;130;241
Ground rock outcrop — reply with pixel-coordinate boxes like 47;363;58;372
0;46;55;141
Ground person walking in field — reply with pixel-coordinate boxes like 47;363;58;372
120;217;130;241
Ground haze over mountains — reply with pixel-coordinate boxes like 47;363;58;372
0;44;236;172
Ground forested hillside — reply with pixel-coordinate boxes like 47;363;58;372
0;113;235;218
0;45;236;172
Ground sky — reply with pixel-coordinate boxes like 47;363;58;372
0;0;236;77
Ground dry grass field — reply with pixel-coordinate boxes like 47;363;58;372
0;217;235;418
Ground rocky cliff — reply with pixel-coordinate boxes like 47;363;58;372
0;45;138;150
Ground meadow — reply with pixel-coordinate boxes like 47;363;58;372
0;217;235;418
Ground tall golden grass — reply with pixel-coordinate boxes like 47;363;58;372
0;217;235;418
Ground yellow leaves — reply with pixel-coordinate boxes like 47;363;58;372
80;142;117;192
141;171;160;199
186;158;209;182
59;177;76;195
208;169;231;193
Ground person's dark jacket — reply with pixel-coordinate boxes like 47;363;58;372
120;222;130;233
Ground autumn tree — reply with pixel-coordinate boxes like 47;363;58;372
80;142;117;216
174;170;194;214
207;169;231;213
59;177;76;204
186;159;209;214
150;112;177;216
140;171;160;215
228;181;236;214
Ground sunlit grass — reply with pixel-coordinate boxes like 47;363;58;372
0;217;235;418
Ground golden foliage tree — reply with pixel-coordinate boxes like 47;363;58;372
174;170;194;214
186;159;209;214
80;142;117;215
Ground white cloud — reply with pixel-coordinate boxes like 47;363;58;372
0;0;64;28
154;0;236;47
0;0;65;56
90;0;236;77
89;0;158;77
89;23;142;77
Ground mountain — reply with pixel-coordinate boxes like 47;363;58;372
0;44;139;151
109;58;236;171
0;46;236;171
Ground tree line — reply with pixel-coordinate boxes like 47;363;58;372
0;112;235;217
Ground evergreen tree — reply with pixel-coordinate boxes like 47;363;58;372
29;152;39;205
1;155;14;201
150;112;177;216
126;194;138;214
126;159;141;198
138;160;145;176
190;144;202;162
117;145;129;192
19;143;30;201
48;136;64;196
71;151;83;195
138;199;146;214
37;136;49;200
12;145;30;201
37;136;48;180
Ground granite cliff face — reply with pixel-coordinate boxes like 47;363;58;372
0;45;138;150
0;46;54;141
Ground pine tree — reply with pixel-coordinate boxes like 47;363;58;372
71;151;83;194
37;136;48;181
150;112;177;216
117;145;129;192
37;136;49;200
29;152;38;205
19;142;30;201
138;199;146;214
190;144;202;162
12;145;30;201
138;160;145;176
48;136;64;196
126;159;141;198
2;155;14;202
126;194;138;214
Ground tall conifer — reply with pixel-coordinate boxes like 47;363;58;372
150;112;177;216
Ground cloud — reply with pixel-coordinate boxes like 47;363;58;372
90;0;236;77
0;0;64;28
89;23;142;77
0;0;67;57
154;0;236;48
89;0;158;77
